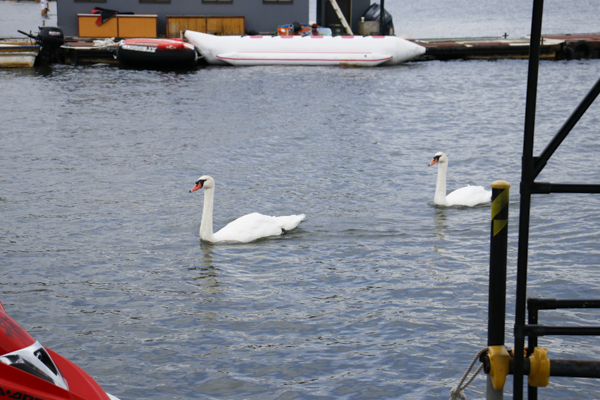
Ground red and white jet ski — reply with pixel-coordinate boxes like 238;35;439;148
0;300;120;400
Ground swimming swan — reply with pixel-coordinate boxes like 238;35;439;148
428;152;491;207
189;175;305;243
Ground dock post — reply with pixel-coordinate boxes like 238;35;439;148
487;180;511;399
380;0;386;35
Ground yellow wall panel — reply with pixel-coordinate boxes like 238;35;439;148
118;16;157;38
78;14;156;38
78;15;118;38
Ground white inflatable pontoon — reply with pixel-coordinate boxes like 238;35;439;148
184;31;426;67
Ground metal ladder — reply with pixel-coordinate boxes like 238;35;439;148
328;0;353;35
513;0;600;398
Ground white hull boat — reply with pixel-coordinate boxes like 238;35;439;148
0;44;40;67
184;31;426;67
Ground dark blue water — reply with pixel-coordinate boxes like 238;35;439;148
2;1;600;400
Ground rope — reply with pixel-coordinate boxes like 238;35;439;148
449;347;488;400
93;38;118;48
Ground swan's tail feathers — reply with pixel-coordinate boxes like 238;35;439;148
277;214;306;231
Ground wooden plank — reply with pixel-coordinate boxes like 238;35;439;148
217;17;245;35
167;15;244;37
167;17;207;37
78;15;118;38
193;19;209;33
206;18;223;35
207;17;245;35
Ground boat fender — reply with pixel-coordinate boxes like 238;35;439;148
573;40;594;59
562;43;575;60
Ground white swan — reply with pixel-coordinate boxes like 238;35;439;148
428;152;491;207
189;175;305;243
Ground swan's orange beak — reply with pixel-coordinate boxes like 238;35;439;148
189;182;203;193
429;158;439;166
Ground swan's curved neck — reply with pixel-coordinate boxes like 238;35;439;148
200;187;216;242
434;162;448;205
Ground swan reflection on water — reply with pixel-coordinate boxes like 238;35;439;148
433;208;449;242
200;241;215;267
185;241;220;293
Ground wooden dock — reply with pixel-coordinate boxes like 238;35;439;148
60;40;119;65
54;33;600;65
413;33;600;61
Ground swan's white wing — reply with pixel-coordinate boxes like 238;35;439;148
213;212;305;243
274;213;305;231
446;185;491;207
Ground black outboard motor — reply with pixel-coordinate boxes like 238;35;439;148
36;27;64;65
362;4;394;35
19;26;64;65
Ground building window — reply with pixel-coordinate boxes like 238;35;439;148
203;0;233;3
140;0;171;3
263;0;292;3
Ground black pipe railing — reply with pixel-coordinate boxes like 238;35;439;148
507;358;600;378
533;76;600;179
510;0;600;398
527;326;600;336
513;0;545;396
531;183;600;194
529;299;600;310
526;299;600;399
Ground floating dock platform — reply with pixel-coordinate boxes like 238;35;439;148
60;40;119;65
414;33;600;61
5;32;600;66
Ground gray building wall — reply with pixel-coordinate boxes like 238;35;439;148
57;0;310;37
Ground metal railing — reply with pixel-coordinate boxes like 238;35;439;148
510;0;600;398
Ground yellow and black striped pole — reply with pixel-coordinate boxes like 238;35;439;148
486;181;511;398
488;180;510;346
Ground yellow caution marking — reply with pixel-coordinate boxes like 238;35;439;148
491;188;509;221
493;219;508;236
491;180;511;190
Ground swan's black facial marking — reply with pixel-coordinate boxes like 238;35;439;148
429;155;441;166
190;178;207;193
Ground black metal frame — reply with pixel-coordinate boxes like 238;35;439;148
513;0;600;398
526;299;600;399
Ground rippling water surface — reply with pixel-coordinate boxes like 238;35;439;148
2;2;600;400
